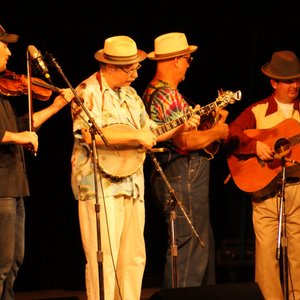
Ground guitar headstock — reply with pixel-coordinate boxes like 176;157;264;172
216;89;242;107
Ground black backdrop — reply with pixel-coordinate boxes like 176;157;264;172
1;0;299;292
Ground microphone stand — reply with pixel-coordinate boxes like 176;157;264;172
276;157;288;300
49;54;109;300
148;151;205;288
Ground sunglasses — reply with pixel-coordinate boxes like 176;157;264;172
181;56;193;65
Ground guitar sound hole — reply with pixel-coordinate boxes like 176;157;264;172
274;138;291;158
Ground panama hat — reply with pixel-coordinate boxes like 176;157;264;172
147;32;198;61
94;35;147;65
261;50;300;80
0;24;19;43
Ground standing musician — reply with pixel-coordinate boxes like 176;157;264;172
0;24;73;299
226;50;300;299
142;32;229;288
70;35;200;300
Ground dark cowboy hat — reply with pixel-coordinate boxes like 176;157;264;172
94;35;147;65
147;32;198;61
261;50;300;80
0;24;19;43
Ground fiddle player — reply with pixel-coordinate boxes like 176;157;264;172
142;32;229;288
0;23;73;299
225;50;300;299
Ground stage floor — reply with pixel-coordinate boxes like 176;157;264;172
15;287;159;300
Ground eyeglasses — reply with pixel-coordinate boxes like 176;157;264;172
119;63;141;76
181;56;193;65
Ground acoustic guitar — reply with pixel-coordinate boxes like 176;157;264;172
227;118;300;198
97;90;242;178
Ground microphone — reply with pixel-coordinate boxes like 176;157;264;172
28;45;52;83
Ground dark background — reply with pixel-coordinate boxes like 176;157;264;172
1;0;299;292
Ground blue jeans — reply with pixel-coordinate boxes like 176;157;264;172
151;152;215;288
0;197;25;300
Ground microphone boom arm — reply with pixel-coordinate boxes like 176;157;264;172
47;53;110;148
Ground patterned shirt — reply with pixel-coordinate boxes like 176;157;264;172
143;79;189;153
71;72;156;201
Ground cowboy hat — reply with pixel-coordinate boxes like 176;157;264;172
147;32;198;61
0;24;19;43
94;35;147;65
261;50;300;80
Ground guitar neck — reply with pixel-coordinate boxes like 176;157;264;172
290;134;300;147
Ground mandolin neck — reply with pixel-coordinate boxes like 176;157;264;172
151;100;221;136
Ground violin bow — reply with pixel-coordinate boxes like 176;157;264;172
26;49;36;155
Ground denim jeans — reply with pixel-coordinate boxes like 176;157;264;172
0;197;25;300
151;152;215;288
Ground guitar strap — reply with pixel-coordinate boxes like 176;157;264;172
124;100;139;129
97;71;139;129
96;71;106;113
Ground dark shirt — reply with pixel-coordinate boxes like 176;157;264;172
0;94;29;197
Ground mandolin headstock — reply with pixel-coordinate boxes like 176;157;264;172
216;89;242;107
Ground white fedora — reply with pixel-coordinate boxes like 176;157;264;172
147;32;198;61
95;35;147;65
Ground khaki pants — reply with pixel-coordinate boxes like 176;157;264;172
253;183;300;300
78;195;146;300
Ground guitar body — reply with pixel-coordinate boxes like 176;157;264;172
97;124;146;178
227;119;300;198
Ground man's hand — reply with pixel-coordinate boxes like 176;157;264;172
2;131;39;153
184;105;200;130
256;141;275;161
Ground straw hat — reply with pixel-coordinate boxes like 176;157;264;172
0;24;19;43
94;35;147;65
261;50;300;80
147;32;198;61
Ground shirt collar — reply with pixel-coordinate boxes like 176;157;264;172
265;93;300;116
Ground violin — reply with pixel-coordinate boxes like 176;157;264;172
0;70;60;101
